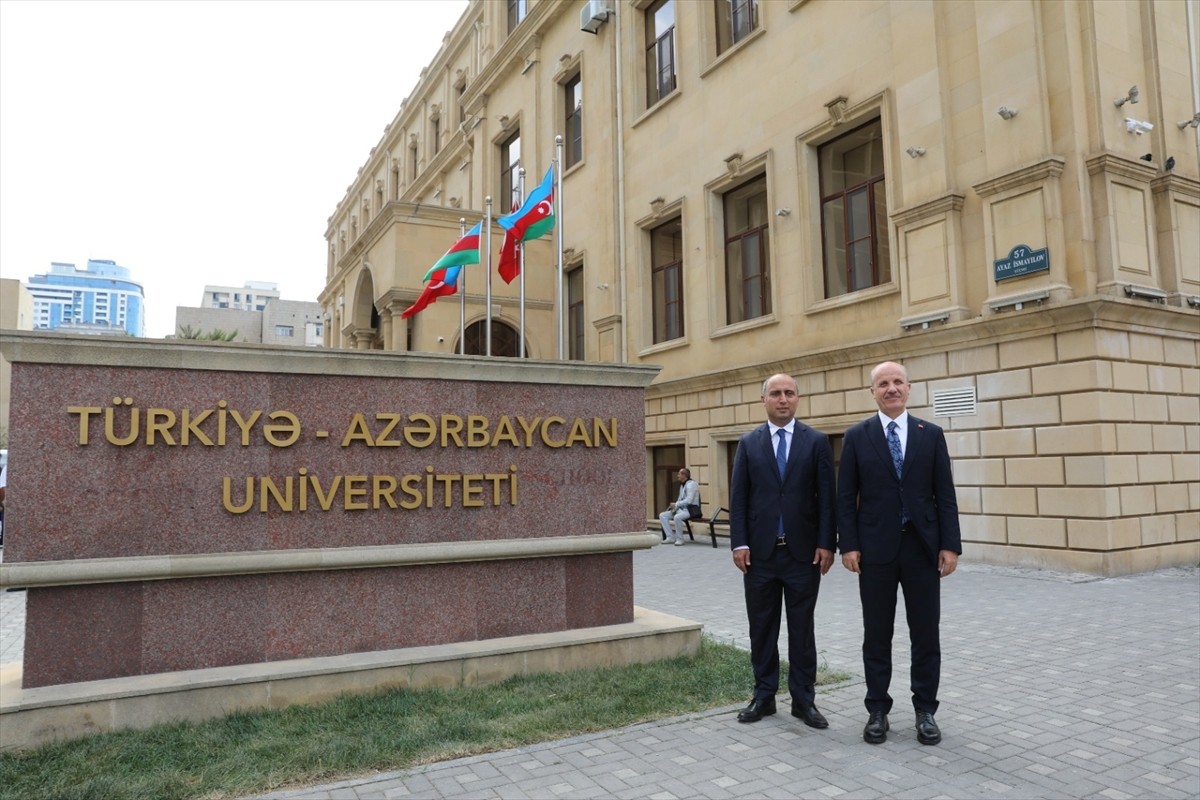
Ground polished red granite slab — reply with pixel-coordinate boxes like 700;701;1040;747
7;366;646;561
21;556;630;687
4;346;648;687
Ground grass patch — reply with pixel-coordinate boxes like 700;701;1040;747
0;637;849;800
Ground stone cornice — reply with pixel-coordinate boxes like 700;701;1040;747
972;156;1066;198
1085;151;1158;182
643;296;1198;399
0;331;661;386
890;192;966;227
1150;172;1200;199
468;3;566;112
0;533;660;589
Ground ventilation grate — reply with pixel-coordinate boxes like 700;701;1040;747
932;387;977;417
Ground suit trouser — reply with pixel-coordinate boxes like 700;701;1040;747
743;545;821;705
857;529;941;715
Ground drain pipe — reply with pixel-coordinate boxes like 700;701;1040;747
613;3;628;363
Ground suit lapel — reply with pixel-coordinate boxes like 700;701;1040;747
904;415;926;475
867;417;897;480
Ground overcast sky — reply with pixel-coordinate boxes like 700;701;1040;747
0;0;468;338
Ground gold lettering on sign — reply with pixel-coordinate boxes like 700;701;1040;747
219;467;522;514
68;399;610;515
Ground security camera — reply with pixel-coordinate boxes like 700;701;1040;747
1125;118;1154;135
437;336;445;343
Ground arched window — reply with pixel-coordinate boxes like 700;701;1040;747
463;319;526;358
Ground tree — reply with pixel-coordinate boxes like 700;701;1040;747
176;325;239;342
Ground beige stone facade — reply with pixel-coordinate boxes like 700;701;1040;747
322;0;1200;574
0;278;34;438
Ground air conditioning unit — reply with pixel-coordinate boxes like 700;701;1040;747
580;0;612;34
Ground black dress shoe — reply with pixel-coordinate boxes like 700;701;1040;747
737;697;776;723
863;711;889;744
791;701;829;729
915;710;941;745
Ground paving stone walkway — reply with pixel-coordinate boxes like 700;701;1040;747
240;543;1200;799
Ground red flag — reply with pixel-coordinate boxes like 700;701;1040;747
497;229;522;284
400;264;461;319
496;167;555;284
400;223;481;319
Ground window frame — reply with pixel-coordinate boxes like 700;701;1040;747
566;262;585;360
499;129;522;213
507;0;527;34
818;118;890;299
650;217;685;344
722;174;771;325
564;73;583;170
645;0;677;108
716;0;758;55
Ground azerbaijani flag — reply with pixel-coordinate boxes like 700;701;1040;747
495;167;555;283
400;223;481;319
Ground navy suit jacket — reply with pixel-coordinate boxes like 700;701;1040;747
729;420;836;562
837;413;962;564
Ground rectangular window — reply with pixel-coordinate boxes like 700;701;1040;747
820;119;890;297
564;74;583;169
716;0;758;54
725;440;739;507
500;130;522;212
651;445;686;516
275;325;294;337
645;0;676;107
567;264;584;360
651;218;684;343
723;175;771;323
431;117;440;156
507;0;527;34
411;145;418;181
457;84;466;126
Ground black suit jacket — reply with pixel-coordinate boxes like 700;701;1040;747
729;420;836;562
837;413;962;563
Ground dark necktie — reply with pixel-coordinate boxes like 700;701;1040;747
886;421;903;478
776;429;787;540
887;420;908;525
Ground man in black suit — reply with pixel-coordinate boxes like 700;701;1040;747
729;374;836;727
838;361;961;745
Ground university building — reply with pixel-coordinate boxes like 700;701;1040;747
320;0;1199;575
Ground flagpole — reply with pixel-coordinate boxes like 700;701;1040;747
554;135;564;360
484;196;493;357
458;217;466;355
517;167;526;359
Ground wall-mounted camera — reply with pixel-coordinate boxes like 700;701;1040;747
1125;118;1154;135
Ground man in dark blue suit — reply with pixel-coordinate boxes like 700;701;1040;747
838;361;961;745
729;374;836;727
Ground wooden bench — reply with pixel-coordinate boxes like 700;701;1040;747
660;506;729;549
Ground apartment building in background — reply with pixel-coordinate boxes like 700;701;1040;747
320;0;1199;574
202;280;282;312
26;259;145;337
175;297;324;347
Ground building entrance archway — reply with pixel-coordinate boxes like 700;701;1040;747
462;319;527;358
